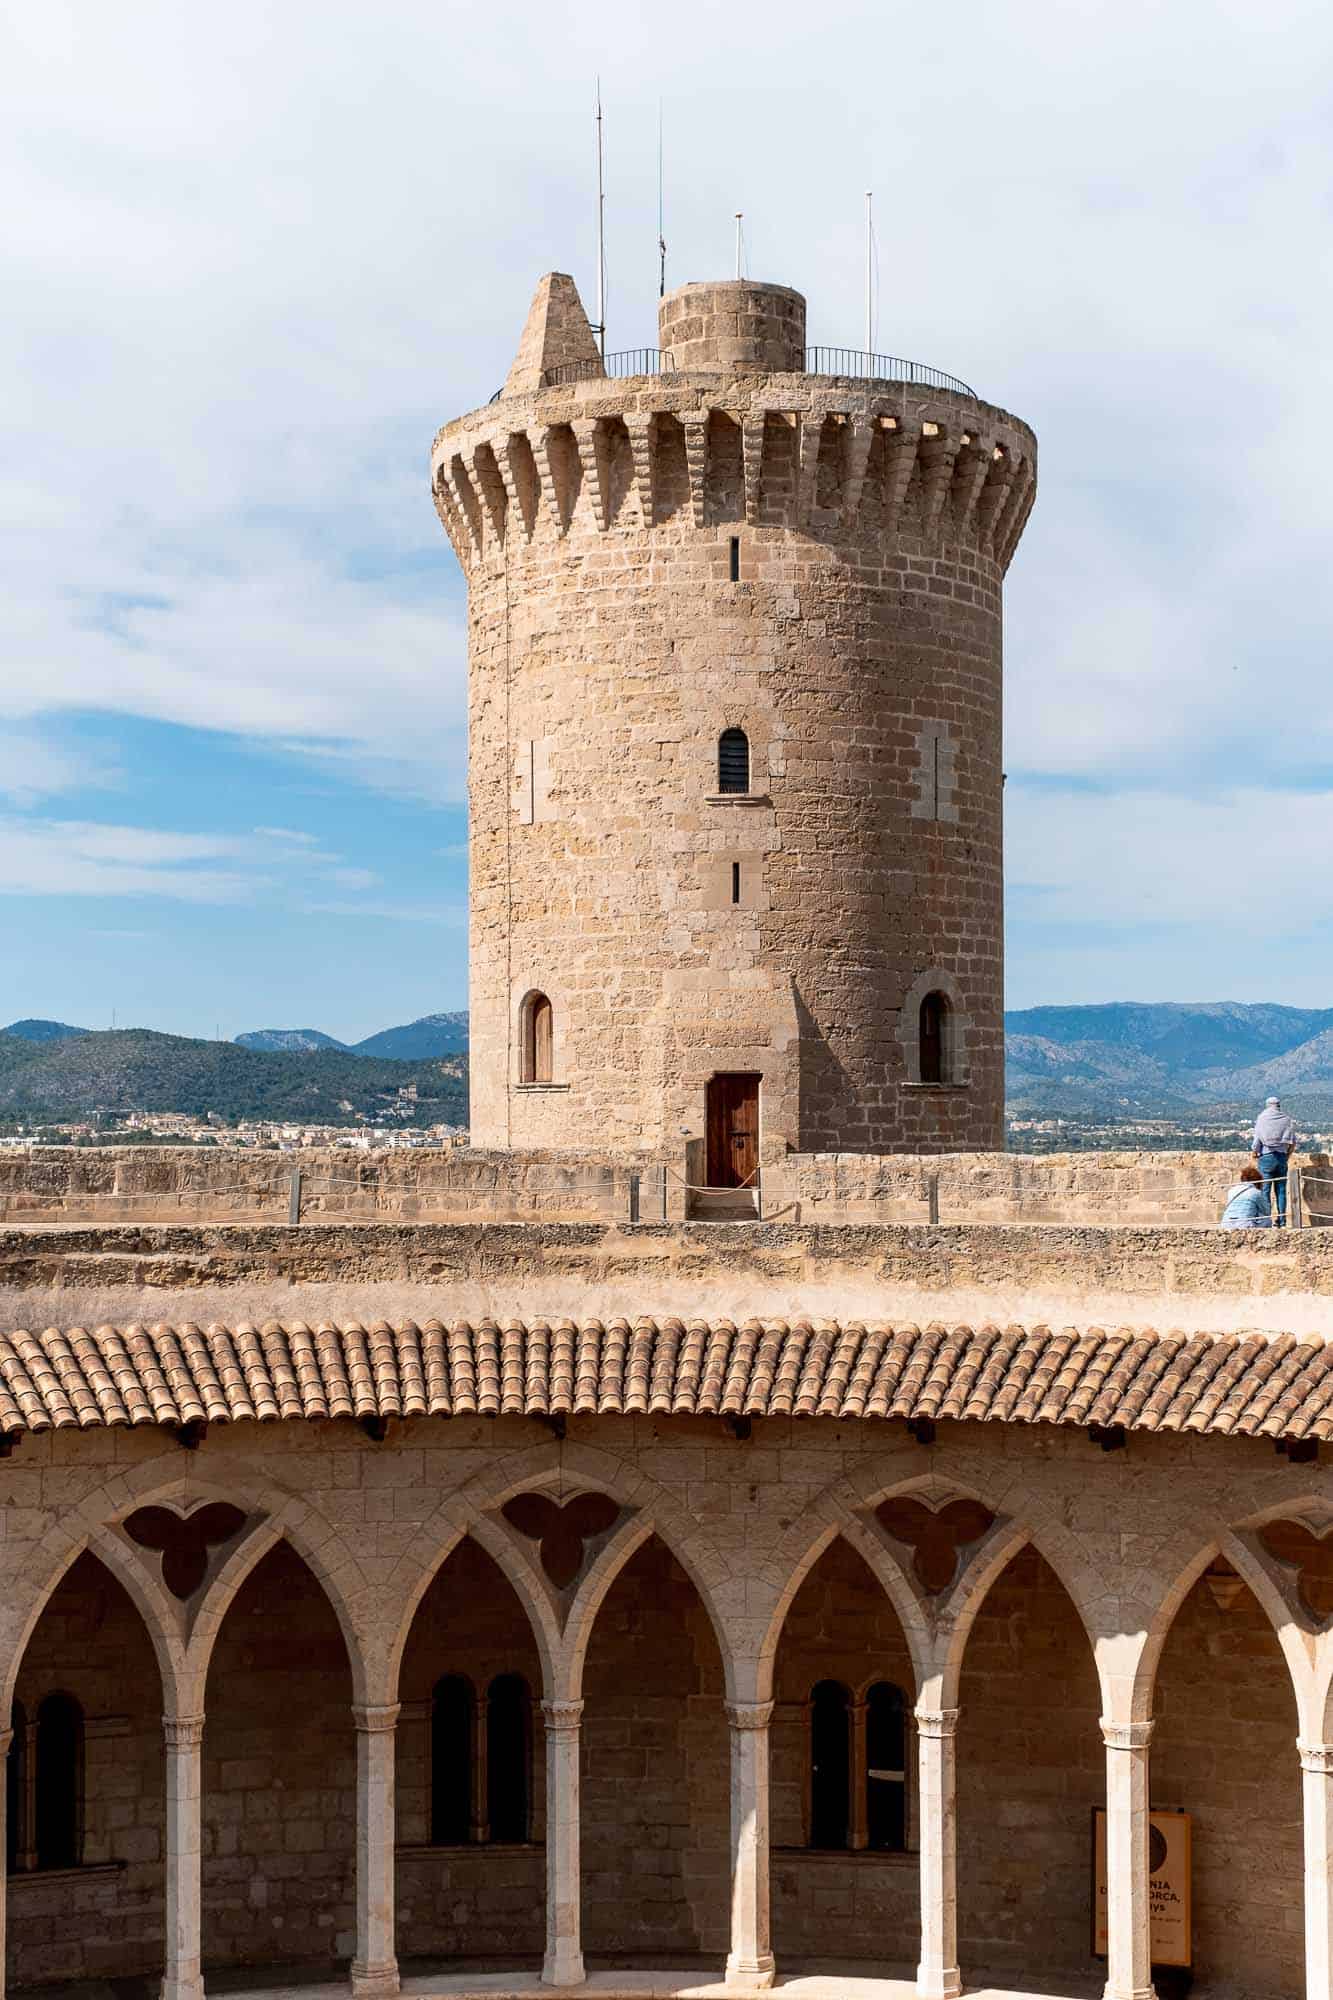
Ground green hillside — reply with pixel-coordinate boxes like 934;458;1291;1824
0;1029;468;1127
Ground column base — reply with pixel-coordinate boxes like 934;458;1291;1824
1103;1985;1155;2000
351;1962;400;1999
917;1965;963;2000
725;1952;776;1990
542;1947;586;1988
160;1978;205;2000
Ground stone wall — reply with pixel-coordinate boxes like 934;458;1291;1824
8;1214;1333;1347
0;1147;655;1229
3;1144;1329;1235
763;1148;1333;1229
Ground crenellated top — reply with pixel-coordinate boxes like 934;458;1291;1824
431;369;1037;577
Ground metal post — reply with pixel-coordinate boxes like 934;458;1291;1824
865;189;873;354
288;1168;303;1227
628;1172;640;1225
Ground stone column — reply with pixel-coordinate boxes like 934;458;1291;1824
725;1701;776;1990
1299;1740;1333;2000
848;1699;869;1851
0;1727;11;2000
18;1716;37;1872
915;1707;961;2000
352;1703;401;1999
541;1700;585;1986
1101;1719;1155;2000
161;1715;205;2000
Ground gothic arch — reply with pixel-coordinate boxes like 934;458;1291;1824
375;1442;732;1699
0;1459;376;1715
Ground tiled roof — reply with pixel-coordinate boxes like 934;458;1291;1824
0;1320;1330;1443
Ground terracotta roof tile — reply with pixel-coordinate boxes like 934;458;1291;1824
0;1319;1328;1444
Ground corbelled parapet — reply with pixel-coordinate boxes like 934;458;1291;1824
432;274;1035;575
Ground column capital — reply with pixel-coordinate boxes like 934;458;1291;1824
541;1698;584;1733
1298;1740;1333;1775
1100;1719;1154;1752
915;1707;960;1739
726;1700;775;1732
163;1715;205;1749
353;1702;401;1736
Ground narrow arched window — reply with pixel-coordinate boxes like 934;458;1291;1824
486;1673;531;1843
919;991;948;1085
35;1693;82;1871
6;1702;24;1875
520;992;554;1084
431;1675;474;1845
809;1679;851;1850
865;1681;907;1851
718;728;750;795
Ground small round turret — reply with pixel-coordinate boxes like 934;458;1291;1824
658;280;805;374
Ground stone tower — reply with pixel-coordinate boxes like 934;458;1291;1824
431;273;1036;1169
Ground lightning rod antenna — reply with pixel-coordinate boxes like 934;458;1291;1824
734;212;743;280
657;101;666;299
865;190;873;355
594;79;607;356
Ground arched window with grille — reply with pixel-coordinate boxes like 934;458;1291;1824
431;1675;474;1846
809;1679;851;1850
486;1673;532;1843
717;728;750;795
519;991;554;1084
919;990;949;1085
35;1693;82;1871
6;1702;24;1875
865;1681;907;1851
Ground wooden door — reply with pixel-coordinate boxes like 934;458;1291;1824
705;1073;761;1188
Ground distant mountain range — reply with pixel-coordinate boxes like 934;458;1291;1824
8;1002;1333;1130
235;1012;471;1060
1005;1003;1333;1116
0;1023;466;1128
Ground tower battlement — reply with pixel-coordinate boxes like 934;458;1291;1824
433;276;1035;575
431;271;1037;1177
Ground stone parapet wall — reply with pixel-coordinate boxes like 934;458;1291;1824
1;1144;1327;1233
0;1145;660;1228
6;1215;1333;1343
764;1147;1333;1228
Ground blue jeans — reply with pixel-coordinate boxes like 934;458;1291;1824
1258;1149;1289;1223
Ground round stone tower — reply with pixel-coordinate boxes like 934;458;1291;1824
431;272;1036;1167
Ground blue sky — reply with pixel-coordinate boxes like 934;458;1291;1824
5;0;1333;1040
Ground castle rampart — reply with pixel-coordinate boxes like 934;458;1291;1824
434;273;1036;1179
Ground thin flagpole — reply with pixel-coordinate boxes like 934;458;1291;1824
735;211;743;280
658;100;666;298
595;79;606;355
865;190;873;354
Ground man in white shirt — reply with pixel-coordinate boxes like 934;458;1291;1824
1251;1097;1298;1227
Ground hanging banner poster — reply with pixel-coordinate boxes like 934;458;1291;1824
1093;1808;1192;1968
